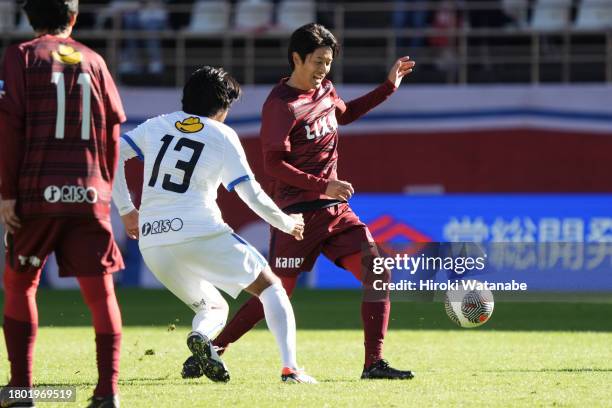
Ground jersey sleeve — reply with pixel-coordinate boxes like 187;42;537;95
221;129;255;192
334;80;396;125
112;137;137;215
99;58;126;126
0;46;25;128
260;97;296;153
121;120;148;161
0;45;26;199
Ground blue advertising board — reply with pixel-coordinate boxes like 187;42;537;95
314;194;612;289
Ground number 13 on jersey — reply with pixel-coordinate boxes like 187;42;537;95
148;135;205;193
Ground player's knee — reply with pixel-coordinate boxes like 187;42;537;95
216;298;230;324
77;275;115;306
246;266;282;296
261;265;282;286
259;280;288;302
345;244;390;285
3;266;39;296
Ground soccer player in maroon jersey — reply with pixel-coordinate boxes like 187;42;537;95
0;1;124;406
186;23;416;380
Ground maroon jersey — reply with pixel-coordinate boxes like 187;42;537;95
0;35;125;220
261;78;395;209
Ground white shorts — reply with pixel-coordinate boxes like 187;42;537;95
140;232;268;303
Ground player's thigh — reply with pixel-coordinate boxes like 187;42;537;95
269;211;328;277
141;232;267;300
4;217;61;277
197;233;269;298
142;245;228;312
322;204;374;265
54;218;124;277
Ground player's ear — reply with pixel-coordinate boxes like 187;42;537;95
68;12;78;28
292;52;304;69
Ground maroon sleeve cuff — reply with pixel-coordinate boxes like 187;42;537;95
382;79;398;93
0;187;18;200
316;178;329;193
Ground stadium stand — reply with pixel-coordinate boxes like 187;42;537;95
0;0;610;84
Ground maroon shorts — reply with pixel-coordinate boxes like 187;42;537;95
4;217;124;278
269;203;374;277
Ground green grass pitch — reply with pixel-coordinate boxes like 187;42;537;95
2;289;612;407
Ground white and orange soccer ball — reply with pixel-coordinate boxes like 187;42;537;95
444;282;494;328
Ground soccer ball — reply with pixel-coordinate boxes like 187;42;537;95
444;283;494;328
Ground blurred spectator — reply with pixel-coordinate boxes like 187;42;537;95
393;0;431;48
98;0;169;75
137;0;168;74
429;0;461;73
465;0;512;71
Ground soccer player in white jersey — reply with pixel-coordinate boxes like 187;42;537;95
112;66;316;384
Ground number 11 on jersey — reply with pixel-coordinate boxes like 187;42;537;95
51;71;91;140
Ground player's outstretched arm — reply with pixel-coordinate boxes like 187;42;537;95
112;137;139;239
335;56;416;126
234;179;304;240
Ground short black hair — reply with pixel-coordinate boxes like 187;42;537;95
182;66;241;118
288;23;339;70
22;0;78;34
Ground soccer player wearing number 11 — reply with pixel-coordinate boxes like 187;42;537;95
0;1;124;407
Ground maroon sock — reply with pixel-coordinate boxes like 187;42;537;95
3;265;40;388
93;333;121;397
361;300;390;367
78;275;122;397
3;316;37;387
213;275;298;350
339;251;391;368
213;296;265;350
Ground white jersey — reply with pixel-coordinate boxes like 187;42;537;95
118;111;255;249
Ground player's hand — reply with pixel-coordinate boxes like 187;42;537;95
325;179;354;201
289;213;305;241
121;209;139;240
0;199;21;234
387;56;415;88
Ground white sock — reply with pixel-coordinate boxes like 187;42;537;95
259;283;298;369
192;304;228;340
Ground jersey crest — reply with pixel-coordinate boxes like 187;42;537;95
175;116;205;133
51;44;83;65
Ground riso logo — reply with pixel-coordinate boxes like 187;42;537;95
44;185;98;204
141;218;184;236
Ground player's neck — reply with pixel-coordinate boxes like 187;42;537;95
286;74;314;92
35;28;73;39
209;110;228;123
